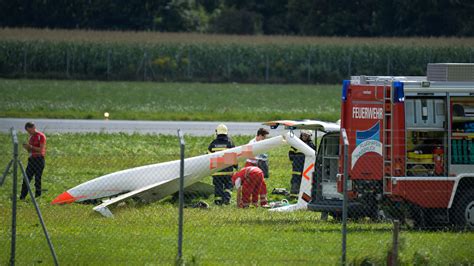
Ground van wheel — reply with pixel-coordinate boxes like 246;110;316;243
408;204;441;229
453;189;474;230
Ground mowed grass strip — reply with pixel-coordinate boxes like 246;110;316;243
0;78;340;122
0;133;473;265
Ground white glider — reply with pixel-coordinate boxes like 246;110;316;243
52;120;338;217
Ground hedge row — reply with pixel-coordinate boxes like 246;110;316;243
1;40;472;83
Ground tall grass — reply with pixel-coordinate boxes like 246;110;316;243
3;28;474;46
1;28;473;83
0;133;473;265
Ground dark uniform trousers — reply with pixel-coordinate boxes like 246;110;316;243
20;156;45;198
209;134;236;205
289;140;316;195
289;150;305;194
212;169;233;204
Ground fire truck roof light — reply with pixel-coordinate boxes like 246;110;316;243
342;80;350;102
393;81;405;103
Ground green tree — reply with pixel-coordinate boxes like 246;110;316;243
0;0;473;36
154;0;212;32
210;6;263;34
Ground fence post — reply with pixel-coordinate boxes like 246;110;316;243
10;128;19;265
177;129;185;264
144;52;148;81
391;220;400;266
70;49;74;77
187;49;192;80
226;54;231;81
341;128;349;265
265;55;269;83
307;55;311;84
23;47;27;77
107;49;111;80
347;55;352;78
386;56;391;76
66;50;70;78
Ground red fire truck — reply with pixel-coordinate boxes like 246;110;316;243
309;63;474;228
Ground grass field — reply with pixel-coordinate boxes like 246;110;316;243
0;78;341;122
1;133;473;265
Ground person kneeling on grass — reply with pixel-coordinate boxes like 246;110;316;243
231;166;268;208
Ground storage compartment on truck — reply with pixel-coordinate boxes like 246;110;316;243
405;99;446;128
406;130;447;176
451;97;474;165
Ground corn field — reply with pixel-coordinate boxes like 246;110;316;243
1;29;474;83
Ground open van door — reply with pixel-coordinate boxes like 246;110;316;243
263;120;342;210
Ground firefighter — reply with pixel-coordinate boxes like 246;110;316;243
208;124;237;205
231;164;268;208
288;129;316;195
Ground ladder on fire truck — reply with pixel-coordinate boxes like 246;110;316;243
382;80;393;195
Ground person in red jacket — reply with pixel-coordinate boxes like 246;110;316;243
20;122;47;199
231;166;268;208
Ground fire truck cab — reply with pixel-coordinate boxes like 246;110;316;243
309;63;474;228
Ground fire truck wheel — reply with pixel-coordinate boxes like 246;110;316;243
409;205;429;229
453;189;474;230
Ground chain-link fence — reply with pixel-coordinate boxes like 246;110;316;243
2;41;474;84
0;42;355;83
1;122;473;265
